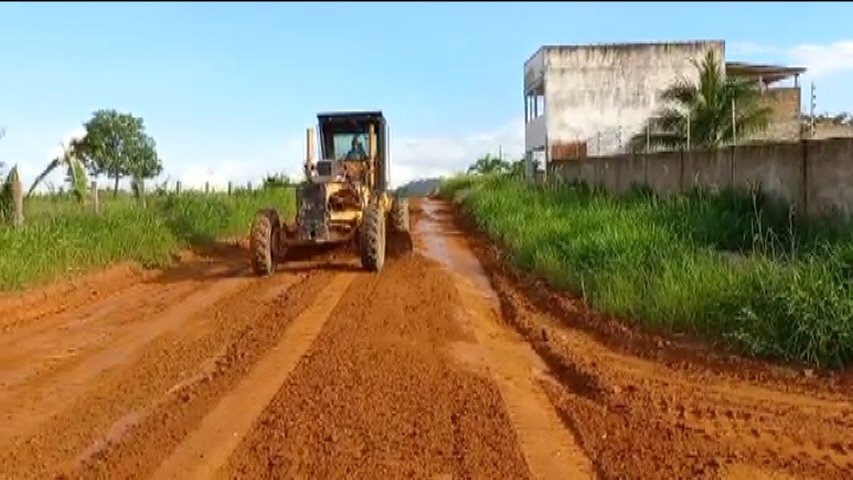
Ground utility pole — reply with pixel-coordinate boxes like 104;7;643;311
810;81;817;138
731;98;737;145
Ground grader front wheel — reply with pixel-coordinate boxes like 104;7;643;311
390;197;410;233
250;208;282;276
359;203;386;272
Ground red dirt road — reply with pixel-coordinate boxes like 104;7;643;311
0;198;851;479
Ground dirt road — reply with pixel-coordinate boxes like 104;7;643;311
1;198;851;479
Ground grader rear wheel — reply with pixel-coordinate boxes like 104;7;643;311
359;203;386;272
250;208;282;276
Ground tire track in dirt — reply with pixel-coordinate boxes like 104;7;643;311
0;266;253;441
153;271;357;479
221;254;532;480
443;197;853;480
54;262;343;480
414;200;595;479
0;245;343;479
0;262;152;331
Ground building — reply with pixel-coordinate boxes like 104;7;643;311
726;61;806;141
523;40;807;178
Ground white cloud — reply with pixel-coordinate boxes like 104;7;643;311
729;41;782;56
158;137;305;192
728;39;853;80
787;41;853;78
388;117;524;187
158;117;524;191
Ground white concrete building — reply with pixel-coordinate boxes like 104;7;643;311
523;40;724;178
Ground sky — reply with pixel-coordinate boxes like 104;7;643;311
1;2;853;192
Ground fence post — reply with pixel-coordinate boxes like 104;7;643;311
91;181;99;215
176;180;182;195
11;168;23;228
227;181;233;196
205;181;210;194
247;181;252;191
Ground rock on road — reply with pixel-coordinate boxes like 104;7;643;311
0;198;851;480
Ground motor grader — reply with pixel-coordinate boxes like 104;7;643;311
249;111;411;275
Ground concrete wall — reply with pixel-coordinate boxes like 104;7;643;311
813;123;853;140
540;41;724;157
551;137;853;218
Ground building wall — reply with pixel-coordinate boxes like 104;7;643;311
541;41;724;158
813;123;853;139
551;137;853;218
748;87;802;142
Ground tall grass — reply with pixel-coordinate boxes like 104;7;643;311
443;174;853;369
0;187;295;291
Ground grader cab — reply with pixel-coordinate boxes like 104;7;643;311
249;111;411;275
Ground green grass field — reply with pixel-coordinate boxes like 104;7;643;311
0;187;295;291
441;174;853;369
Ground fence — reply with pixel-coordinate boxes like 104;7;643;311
3;176;264;229
549;136;853;218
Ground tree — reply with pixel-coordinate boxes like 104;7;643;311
467;154;512;175
0;126;6;177
263;172;292;189
629;50;772;152
78;109;162;197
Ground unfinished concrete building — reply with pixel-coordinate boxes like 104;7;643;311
726;61;806;141
524;40;807;178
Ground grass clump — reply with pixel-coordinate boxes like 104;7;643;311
443;174;853;369
0;186;295;291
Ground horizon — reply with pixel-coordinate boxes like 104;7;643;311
2;2;852;192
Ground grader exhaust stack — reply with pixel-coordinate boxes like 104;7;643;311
305;127;315;177
249;110;412;276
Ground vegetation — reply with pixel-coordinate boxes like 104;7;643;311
466;153;527;178
629;50;772;152
80;109;162;197
440;172;853;369
262;172;294;189
0;166;21;224
27;139;89;202
0;187;296;291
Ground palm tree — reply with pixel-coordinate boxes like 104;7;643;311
629;50;772;152
27;137;89;202
467;154;511;175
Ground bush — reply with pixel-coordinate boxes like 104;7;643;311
0;187;296;291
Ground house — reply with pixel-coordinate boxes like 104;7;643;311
523;40;807;179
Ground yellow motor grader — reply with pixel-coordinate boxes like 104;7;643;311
249;111;411;275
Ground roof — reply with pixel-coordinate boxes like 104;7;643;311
525;40;724;66
726;62;806;84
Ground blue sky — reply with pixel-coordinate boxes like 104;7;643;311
1;2;852;190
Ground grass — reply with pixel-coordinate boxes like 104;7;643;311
441;173;853;369
0;187;295;291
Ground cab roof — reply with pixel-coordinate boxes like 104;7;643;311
317;111;385;125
